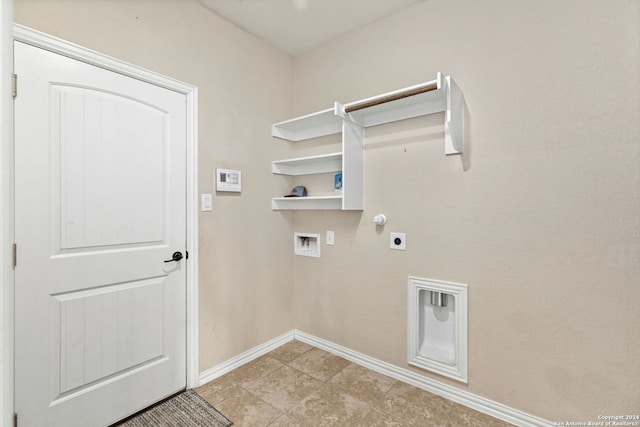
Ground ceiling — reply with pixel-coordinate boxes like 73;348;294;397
197;0;423;57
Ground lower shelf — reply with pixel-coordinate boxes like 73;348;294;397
271;196;343;210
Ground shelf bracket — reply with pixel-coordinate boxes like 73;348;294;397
333;101;350;121
334;101;364;127
444;76;464;155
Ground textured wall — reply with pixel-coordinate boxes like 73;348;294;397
13;0;640;423
291;0;640;422
14;0;295;370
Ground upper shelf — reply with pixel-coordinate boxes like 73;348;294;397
339;80;445;128
271;107;342;141
271;73;464;155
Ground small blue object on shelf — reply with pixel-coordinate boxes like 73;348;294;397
334;173;342;195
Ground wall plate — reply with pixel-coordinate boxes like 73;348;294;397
408;276;468;383
201;193;212;211
216;168;241;192
390;232;406;250
326;230;335;246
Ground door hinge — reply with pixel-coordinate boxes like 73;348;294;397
12;243;17;268
12;73;17;98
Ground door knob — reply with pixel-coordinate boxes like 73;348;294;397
164;251;183;263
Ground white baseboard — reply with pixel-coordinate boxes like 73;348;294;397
198;329;553;427
198;330;295;386
294;330;553;427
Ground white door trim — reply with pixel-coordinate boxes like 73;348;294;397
4;24;199;425
1;4;15;427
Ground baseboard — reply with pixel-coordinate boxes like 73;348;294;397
197;329;552;427
198;330;295;386
293;330;554;427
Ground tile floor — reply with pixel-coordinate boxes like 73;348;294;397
195;340;513;427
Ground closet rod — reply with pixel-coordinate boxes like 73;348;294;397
344;81;438;113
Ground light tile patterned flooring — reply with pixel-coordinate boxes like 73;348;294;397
195;340;513;427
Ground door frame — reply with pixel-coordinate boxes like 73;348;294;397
2;24;200;426
1;4;14;427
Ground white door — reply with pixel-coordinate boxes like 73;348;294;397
14;41;187;427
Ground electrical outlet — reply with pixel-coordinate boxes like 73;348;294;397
390;232;406;250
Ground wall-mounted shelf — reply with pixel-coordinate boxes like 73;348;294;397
272;152;342;176
272;196;343;211
271;107;342;141
271;73;465;211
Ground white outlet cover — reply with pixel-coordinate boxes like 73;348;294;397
390;232;406;250
326;230;334;246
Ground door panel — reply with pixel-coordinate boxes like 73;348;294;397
51;277;165;398
14;41;187;426
54;85;167;250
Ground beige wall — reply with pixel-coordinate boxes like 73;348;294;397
292;0;640;422
13;0;295;369
13;0;640;423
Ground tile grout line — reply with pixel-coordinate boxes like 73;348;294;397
277;353;352;425
279;352;400;426
235;347;337;426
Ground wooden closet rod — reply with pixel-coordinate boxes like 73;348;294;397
344;81;438;113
